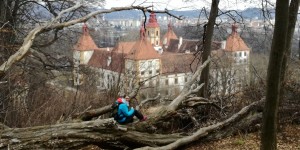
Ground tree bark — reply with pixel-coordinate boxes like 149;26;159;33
299;37;300;60
73;105;112;121
136;100;263;150
279;0;299;103
199;0;219;98
261;0;289;149
0;118;184;149
0;100;264;150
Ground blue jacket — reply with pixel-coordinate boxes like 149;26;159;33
117;99;134;123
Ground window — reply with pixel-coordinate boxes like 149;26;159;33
165;79;169;85
148;61;152;67
156;31;158;36
156;41;158;45
156;69;160;74
141;71;145;76
185;77;188;82
239;52;242;57
149;70;152;75
244;52;247;57
235;53;238;57
148;31;150;36
175;78;178;84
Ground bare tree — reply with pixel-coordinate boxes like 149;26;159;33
198;0;220;98
260;0;291;149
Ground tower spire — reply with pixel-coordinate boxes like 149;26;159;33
231;22;238;35
140;25;145;40
82;23;89;34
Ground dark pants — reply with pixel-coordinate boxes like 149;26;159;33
120;110;144;124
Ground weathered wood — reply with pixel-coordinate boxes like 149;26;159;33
0;99;265;150
0;119;183;149
136;100;264;150
73;105;112;121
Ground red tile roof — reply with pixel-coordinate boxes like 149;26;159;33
162;23;178;47
74;24;98;51
224;24;250;52
166;39;221;53
126;39;160;60
161;52;199;74
113;41;136;54
88;50;125;73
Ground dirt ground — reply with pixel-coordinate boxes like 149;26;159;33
186;124;300;150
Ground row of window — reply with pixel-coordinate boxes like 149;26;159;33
141;69;159;76
143;76;189;87
164;76;188;85
234;51;247;57
147;30;159;36
236;58;248;63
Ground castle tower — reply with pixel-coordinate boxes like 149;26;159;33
145;12;160;46
73;23;98;85
162;22;178;49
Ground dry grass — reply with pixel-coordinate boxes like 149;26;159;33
186;124;300;150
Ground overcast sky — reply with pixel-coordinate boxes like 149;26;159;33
104;0;269;11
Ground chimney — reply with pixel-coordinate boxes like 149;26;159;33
178;37;183;49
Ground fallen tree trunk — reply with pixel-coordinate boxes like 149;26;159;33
0;119;183;149
136;100;264;150
0;100;264;150
73;105;112;121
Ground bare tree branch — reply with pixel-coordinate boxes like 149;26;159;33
0;4;182;78
136;100;264;150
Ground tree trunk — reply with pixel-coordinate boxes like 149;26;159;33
299;37;300;60
261;0;289;149
279;0;299;126
0;100;263;150
0;118;184;149
199;0;219;98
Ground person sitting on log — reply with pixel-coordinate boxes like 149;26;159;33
115;96;147;124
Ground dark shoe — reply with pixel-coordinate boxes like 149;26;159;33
140;116;147;121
